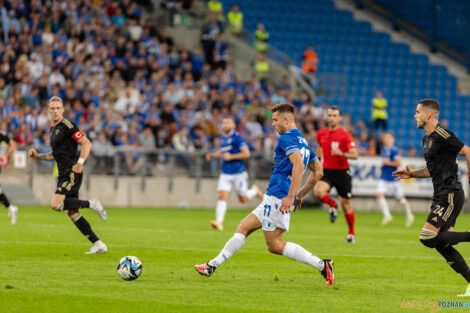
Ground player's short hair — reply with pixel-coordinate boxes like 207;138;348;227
327;106;341;115
419;99;440;112
271;103;295;115
48;96;63;106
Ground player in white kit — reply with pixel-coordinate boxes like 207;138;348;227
376;132;414;226
195;103;334;285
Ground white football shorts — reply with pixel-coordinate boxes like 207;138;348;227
252;194;292;232
217;171;249;196
376;179;405;199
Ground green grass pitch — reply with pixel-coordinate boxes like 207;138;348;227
1;206;470;313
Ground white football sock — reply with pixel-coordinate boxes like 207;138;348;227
282;242;324;271
245;187;257;199
378;197;391;218
209;233;246;268
399;198;413;218
215;200;227;223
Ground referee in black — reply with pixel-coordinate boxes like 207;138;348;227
394;99;470;296
28;96;108;254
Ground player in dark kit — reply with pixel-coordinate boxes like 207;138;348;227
315;106;358;243
394;99;470;296
28;96;108;254
0;132;19;224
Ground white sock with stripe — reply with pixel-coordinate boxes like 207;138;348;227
282;242;324;271
209;233;246;268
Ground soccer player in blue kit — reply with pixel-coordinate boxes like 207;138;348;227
376;132;414;226
206;117;263;231
195;103;335;285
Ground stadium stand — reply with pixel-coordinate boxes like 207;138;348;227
371;0;470;57
220;0;470;153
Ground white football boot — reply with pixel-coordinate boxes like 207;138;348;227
86;240;108;254
90;199;107;221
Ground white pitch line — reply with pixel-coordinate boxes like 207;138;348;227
0;240;443;260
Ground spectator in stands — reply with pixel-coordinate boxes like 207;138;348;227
407;146;417;157
172;126;195;169
92;132;113;174
354;120;369;137
440;118;449;129
201;14;223;68
227;4;243;35
214;33;229;70
254;23;269;53
207;0;224;21
371;90;388;131
302;45;318;73
253;53;270;84
357;132;370;156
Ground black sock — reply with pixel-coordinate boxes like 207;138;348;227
64;198;90;210
436;245;470;282
73;216;99;243
435;231;470;246
0;193;10;208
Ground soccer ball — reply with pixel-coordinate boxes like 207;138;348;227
117;256;143;281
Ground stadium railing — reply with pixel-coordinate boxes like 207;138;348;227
27;146;274;193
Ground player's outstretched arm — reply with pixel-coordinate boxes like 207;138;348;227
223;147;250;161
6;138;15;157
458;145;470;185
0;138;16;163
72;136;92;173
28;149;54;161
393;166;430;180
280;151;304;214
295;160;323;211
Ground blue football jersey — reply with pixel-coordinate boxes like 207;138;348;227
266;128;318;199
220;132;248;174
381;146;400;181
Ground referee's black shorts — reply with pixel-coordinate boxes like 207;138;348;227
55;170;83;199
426;191;464;231
320;168;352;199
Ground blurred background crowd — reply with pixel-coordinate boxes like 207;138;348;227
0;0;412;175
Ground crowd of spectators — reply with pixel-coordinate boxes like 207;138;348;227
0;0;415;175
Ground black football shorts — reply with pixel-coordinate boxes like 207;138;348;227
426;191;464;230
56;170;83;199
320;168;352;199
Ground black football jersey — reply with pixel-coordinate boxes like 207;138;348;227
50;118;83;175
423;124;464;196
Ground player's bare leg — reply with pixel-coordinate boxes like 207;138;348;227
211;190;229;231
419;223;470;295
264;228;334;285
376;193;393;226
340;196;355;243
52;194;107;254
314;181;337;223
196;213;261;277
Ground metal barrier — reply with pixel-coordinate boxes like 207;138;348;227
28;147;274;193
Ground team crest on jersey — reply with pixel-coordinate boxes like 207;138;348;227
331;141;339;149
55;129;60;135
428;140;432;148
